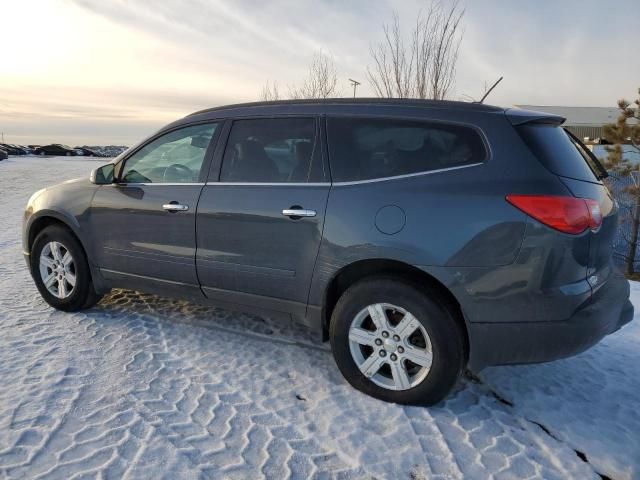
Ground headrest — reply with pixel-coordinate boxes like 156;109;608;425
294;141;313;161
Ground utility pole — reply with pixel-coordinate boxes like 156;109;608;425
348;78;361;98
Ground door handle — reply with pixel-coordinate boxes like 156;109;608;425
282;208;316;218
163;203;189;212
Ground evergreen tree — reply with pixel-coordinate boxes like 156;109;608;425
603;88;640;275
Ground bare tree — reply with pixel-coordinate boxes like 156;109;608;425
258;52;340;100
429;1;464;100
368;1;465;100
289;52;339;99
367;13;414;98
259;81;281;101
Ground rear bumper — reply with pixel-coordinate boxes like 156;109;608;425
468;270;633;371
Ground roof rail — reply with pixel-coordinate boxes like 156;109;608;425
188;98;504;117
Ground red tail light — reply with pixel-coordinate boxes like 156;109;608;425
506;195;602;234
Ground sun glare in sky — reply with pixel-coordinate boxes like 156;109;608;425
1;0;639;145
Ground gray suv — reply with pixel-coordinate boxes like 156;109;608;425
23;99;633;405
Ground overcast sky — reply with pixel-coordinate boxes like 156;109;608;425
2;0;639;145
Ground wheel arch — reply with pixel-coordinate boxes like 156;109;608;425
26;213;108;295
27;212;82;254
321;258;469;362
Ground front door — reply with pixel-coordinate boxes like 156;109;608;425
196;117;330;318
88;122;219;291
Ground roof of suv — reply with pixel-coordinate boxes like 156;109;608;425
188;98;505;117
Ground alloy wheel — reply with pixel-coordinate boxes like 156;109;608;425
39;241;76;299
348;303;432;391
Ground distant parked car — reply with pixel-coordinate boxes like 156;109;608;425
74;147;103;157
14;145;30;154
0;144;28;155
0;148;7;161
33;144;77;156
0;144;16;154
90;145;128;157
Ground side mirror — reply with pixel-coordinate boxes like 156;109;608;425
90;163;115;185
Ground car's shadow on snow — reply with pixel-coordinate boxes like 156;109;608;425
85;289;513;402
95;288;325;347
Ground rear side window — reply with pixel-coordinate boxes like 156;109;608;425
517;125;601;182
220;118;322;183
327;117;486;182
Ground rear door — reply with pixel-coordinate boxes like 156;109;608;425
195;116;330;319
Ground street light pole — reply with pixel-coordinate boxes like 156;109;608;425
348;78;361;98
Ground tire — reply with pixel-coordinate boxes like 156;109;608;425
30;225;102;311
330;277;465;406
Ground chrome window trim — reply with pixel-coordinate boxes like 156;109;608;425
203;162;482;187
332;162;483;186
112;182;206;187
204;182;331;187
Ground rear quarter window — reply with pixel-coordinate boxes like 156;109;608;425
517;124;600;183
327;117;487;182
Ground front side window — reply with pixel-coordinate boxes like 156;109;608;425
220;118;320;183
327;117;487;182
120;123;217;183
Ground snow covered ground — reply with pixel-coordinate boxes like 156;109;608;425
0;156;638;479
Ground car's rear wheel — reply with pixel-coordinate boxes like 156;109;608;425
330;277;465;405
31;225;102;311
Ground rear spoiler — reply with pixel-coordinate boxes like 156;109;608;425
505;108;565;126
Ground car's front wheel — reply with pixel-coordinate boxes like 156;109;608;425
30;225;102;311
330;277;465;406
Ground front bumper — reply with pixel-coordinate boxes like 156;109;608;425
468;270;633;371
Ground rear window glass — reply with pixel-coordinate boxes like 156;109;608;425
327;117;487;182
517;125;600;183
220;118;322;183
